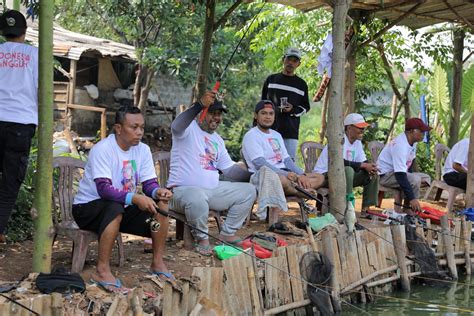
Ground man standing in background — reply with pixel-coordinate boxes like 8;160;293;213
262;47;310;160
0;10;38;243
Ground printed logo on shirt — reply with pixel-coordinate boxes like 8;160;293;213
0;51;31;68
407;148;416;169
345;149;356;161
200;136;218;171
121;160;138;193
268;138;283;163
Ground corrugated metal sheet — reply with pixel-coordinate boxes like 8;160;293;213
269;0;474;29
25;22;136;61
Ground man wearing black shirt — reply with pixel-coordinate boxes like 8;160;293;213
261;47;310;160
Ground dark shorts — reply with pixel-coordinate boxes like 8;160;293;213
72;199;152;238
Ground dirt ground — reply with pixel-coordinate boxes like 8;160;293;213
0;197;455;289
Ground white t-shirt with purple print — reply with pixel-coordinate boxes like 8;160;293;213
74;134;157;205
167;120;234;189
242;126;289;173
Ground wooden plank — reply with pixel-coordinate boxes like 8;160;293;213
32;296;44;316
264;256;292;309
192;267;224;309
336;229;362;289
42;295;52;316
161;282;174;316
222;254;254;314
454;219;462;252
355;229;374;278
426;218;433;247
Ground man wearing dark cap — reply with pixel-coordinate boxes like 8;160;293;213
168;91;256;256
0;10;38;243
262;47;310;160
377;118;432;214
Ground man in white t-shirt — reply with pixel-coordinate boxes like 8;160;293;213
242;100;324;194
313;113;378;212
0;10;38;243
168;91;256;256
72;107;173;293
377;118;432;214
442;138;469;190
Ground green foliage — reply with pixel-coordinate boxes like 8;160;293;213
415;142;435;179
428;63;473;144
6;138;37;242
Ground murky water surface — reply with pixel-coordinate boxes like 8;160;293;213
344;275;474;315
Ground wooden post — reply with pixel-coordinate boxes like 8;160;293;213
247;267;263;316
68;60;77;104
426;218;433;247
390;225;410;292
51;293;62;316
462;217;471;275
101;110;107;139
441;215;458;280
322;229;340;313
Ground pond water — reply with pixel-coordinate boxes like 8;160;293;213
344;275;474;315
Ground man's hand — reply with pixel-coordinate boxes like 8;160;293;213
132;194;158;214
199;90;216;108
297;175;313;190
155;188;173;202
282;102;293;113
409;199;422;213
287;172;298;182
361;162;379;175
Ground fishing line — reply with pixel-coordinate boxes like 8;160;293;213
199;1;268;122
156;207;472;314
153;207;368;314
0;293;40;315
292;185;466;278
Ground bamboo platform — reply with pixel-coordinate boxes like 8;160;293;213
0;215;472;315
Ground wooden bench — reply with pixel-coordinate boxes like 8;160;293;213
423;143;465;211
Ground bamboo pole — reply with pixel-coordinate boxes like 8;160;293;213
247;267;263;316
462;217;471;275
264;299;311;315
391;225;410;291
340;264;398;295
322;229;340;313
441;215;458;280
32;0;55;273
51;293;62;316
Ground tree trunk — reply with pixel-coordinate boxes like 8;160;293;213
133;64;147;107
32;0;54;273
327;0;352;223
137;67;156;112
195;0;216;100
448;29;465;148
343;43;356;115
466;91;474;208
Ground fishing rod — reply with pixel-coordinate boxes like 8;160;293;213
153;207;474;314
0;293;40;315
199;1;267;123
392;202;472;243
292;185;466;277
151;207;368;314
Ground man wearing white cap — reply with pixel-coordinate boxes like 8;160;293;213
314;113;379;212
261;47;310;160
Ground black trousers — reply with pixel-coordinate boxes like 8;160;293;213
443;172;467;190
0;121;36;234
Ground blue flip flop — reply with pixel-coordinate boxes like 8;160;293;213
150;271;176;281
91;278;129;294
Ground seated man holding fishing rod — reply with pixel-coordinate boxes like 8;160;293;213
377;118;432;215
314;113;379;215
72;106;173;293
168;91;257;256
242;100;324;221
